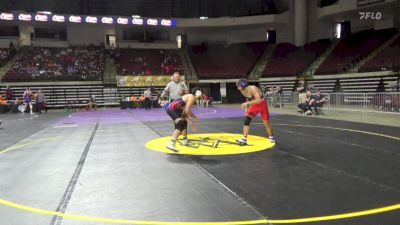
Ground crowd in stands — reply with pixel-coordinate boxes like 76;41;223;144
189;42;267;79
316;28;398;75
0;49;11;67
114;49;183;76
359;36;400;72
2;46;105;82
0;44;17;67
263;39;331;77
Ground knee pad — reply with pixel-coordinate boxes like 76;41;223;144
244;116;252;126
174;118;187;131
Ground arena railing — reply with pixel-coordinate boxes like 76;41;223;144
270;92;400;114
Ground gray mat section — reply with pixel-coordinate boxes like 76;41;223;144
0;122;96;225
60;123;261;225
0;120;262;225
0;112;69;150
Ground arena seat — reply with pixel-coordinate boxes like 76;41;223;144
315;28;398;75
189;42;267;79
359;36;400;72
262;39;331;77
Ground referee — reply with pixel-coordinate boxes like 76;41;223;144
159;72;189;103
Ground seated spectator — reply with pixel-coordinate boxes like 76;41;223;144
9;97;22;113
298;90;313;115
2;46;105;82
0;95;9;113
130;96;138;101
310;89;327;115
88;95;97;111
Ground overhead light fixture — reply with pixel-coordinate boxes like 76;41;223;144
132;15;141;18
199;16;208;20
37;11;52;15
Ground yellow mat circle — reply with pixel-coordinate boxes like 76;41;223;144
145;133;275;155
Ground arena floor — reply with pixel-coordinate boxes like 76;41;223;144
0;106;399;225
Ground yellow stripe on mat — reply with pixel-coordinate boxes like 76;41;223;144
0;199;399;224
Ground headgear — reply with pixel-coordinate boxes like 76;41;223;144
236;78;249;89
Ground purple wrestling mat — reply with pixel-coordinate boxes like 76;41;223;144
55;106;279;126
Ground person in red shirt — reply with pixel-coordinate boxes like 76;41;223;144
5;85;13;100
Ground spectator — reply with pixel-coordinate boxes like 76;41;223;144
2;46;105;82
88;95;97;111
203;94;210;107
5;85;13;100
310;89;327;115
298;90;313;115
144;88;152;110
0;95;8;113
274;86;283;107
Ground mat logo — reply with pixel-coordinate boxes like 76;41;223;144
359;12;382;20
179;136;246;149
146;133;275;156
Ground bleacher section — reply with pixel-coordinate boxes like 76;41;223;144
260;74;399;94
359;36;400;72
1;46;105;82
309;75;399;92
0;85;166;109
114;49;183;75
189;42;267;79
316;28;398;75
262;39;331;77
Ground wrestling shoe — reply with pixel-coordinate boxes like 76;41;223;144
181;139;193;146
268;136;276;143
166;141;179;152
236;137;247;145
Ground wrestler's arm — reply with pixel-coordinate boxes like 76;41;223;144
242;87;262;108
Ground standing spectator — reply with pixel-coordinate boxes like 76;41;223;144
159;72;189;103
297;79;307;112
143;88;152;110
203;94;210;107
5;85;13;100
275;86;283;108
36;89;47;114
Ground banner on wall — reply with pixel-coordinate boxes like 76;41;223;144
117;75;185;87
